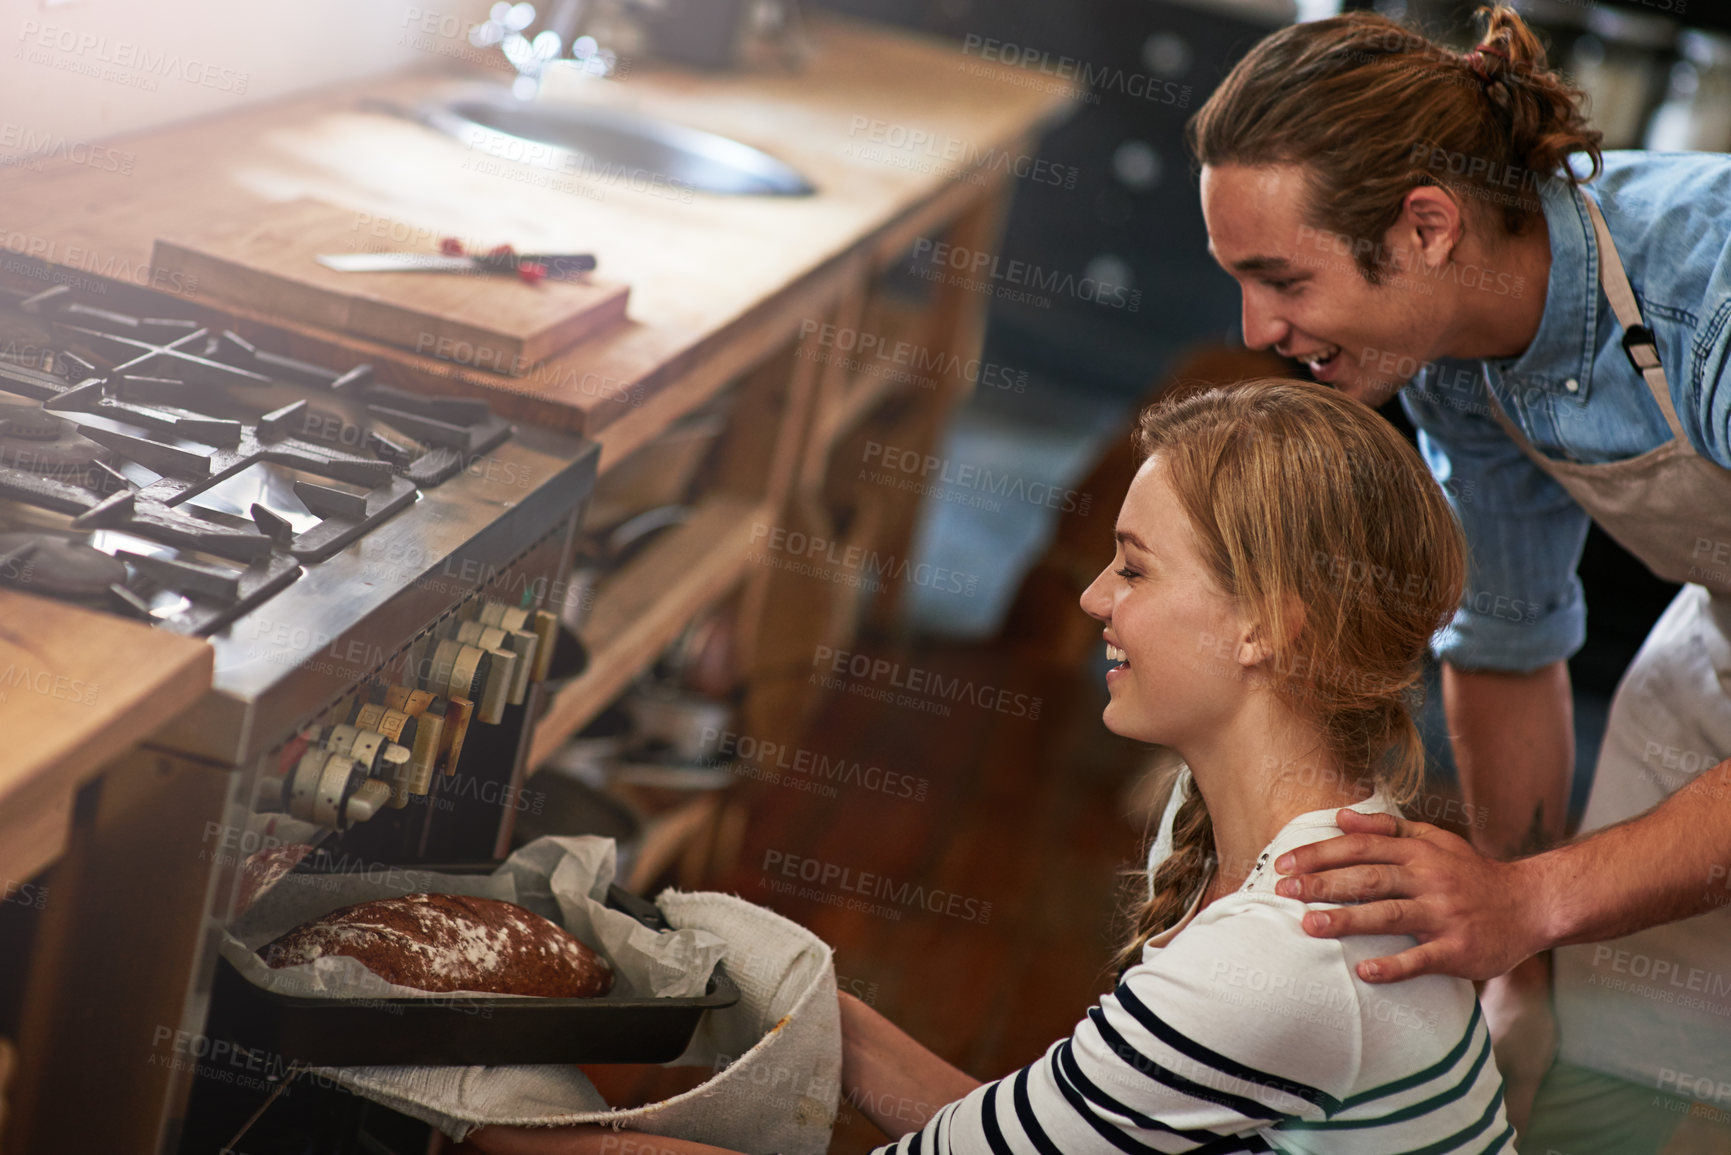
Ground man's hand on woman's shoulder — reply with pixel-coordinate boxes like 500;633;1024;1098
1272;810;1553;984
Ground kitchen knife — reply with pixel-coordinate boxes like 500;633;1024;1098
315;251;597;281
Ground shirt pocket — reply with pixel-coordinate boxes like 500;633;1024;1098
1547;364;1673;464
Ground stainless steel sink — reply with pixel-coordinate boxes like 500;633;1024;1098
409;90;815;197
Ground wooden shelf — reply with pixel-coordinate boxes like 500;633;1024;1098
527;492;769;770
809;292;952;457
814;365;914;457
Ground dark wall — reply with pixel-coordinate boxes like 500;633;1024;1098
815;0;1280;396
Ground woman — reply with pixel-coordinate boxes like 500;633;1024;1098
471;379;1511;1154
1186;7;1731;1149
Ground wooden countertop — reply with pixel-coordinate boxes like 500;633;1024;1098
0;591;212;887
0;15;1077;441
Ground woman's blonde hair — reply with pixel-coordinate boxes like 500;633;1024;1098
1112;379;1466;974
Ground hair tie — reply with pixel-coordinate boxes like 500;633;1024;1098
1462;44;1508;84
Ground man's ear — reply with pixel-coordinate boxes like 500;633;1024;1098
1390;185;1464;274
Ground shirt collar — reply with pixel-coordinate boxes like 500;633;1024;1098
1280;788;1399;829
1485;159;1600;397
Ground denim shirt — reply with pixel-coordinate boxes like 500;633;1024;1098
1399;150;1731;672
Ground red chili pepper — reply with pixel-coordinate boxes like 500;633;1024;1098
516;262;548;286
439;236;465;255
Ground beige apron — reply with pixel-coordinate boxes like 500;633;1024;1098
1481;194;1731;596
1481;192;1731;1100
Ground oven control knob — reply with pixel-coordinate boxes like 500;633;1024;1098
347;728;388;775
288;746;333;821
502;629;539;703
479;645;515;725
344;779;394;825
360;732;411;777
311;754;360;828
528;611;560;683
377;742;412;785
382;686;445;802
458;620;532;712
441;697;476;776
427;638;465;696
323;723;361;757
476;604;558;684
447;643;490;705
453;623;515;724
499;606;531;633
352;701;421;756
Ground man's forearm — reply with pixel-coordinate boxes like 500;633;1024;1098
1442;660;1574;857
1526;754;1731;949
839;992;980;1138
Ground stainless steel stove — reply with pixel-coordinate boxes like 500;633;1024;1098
0;273;603;1153
0;279;596;781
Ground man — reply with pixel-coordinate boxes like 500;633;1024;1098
1187;9;1731;1152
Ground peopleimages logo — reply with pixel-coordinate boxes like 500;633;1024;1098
797;318;1029;392
1294;223;1526;299
748;523;979;596
810;645;1042;719
862;440;1091;514
0;662;98;707
908;237;1141;312
0;122;134;174
960;35;1193;108
17;21;249;93
701;726;930;802
844;116;1079;190
761;850;992;924
0;230;197;297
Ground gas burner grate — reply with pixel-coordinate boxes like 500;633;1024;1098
0;282;519;632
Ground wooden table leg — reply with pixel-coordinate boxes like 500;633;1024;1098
3;747;230;1155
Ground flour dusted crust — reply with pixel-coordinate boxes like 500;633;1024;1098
261;893;614;997
236;842;315;917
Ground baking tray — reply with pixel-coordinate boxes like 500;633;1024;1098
206;880;738;1066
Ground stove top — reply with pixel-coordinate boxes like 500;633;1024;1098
0;282;521;635
0;278;599;767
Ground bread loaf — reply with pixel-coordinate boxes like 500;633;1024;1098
261;893;614;997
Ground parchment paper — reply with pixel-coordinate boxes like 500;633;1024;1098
220;835;726;1001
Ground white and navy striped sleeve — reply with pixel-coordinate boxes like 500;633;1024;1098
872;900;1362;1155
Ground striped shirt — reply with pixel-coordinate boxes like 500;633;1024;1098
873;783;1515;1154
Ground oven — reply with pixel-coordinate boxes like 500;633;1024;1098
0;270;600;1154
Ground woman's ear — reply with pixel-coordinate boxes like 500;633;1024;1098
1232;596;1307;672
1234;621;1274;669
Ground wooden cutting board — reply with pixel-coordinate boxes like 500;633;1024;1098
151;198;629;376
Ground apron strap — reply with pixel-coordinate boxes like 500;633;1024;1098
1479;188;1689;453
1579;192;1688;443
